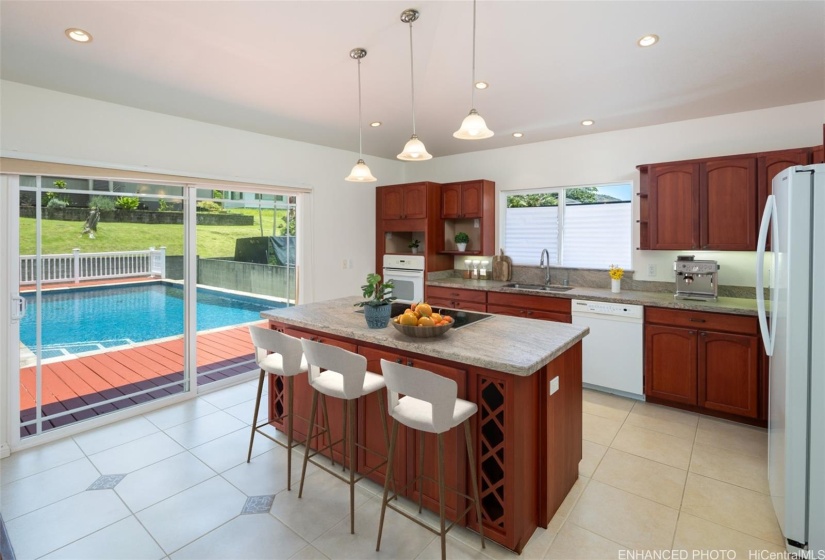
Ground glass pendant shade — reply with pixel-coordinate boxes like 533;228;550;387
397;134;432;161
345;159;377;182
453;109;494;139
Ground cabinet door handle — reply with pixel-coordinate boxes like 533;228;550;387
450;292;460;296
688;330;696;335
395;358;403;364
527;310;534;316
689;318;706;323
702;245;708;249
407;360;414;367
700;332;707;337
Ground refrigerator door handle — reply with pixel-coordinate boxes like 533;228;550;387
756;195;777;356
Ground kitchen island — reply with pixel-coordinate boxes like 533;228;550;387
262;296;588;553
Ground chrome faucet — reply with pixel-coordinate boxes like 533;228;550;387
539;248;551;285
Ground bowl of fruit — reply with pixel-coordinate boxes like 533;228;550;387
391;302;454;338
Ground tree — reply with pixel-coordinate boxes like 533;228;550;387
506;187;599;207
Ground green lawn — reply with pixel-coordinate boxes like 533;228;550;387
19;209;281;258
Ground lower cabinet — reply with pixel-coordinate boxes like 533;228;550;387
644;308;762;420
427;285;487;312
486;292;571;323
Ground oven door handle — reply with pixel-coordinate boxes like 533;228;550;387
383;269;424;278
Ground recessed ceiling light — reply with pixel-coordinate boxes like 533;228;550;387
637;34;659;47
512;132;524;138
474;81;489;90
370;121;382;127
65;28;93;43
581;120;595;126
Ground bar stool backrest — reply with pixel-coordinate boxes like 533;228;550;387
301;338;368;399
380;359;458;434
249;325;305;376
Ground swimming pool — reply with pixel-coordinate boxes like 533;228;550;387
20;283;284;359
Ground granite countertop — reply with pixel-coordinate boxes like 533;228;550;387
261;296;588;376
427;278;761;316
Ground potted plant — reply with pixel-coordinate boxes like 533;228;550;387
408;239;420;254
609;264;624;293
354;273;396;328
455;232;470;252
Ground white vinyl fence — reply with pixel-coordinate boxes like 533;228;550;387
19;247;166;285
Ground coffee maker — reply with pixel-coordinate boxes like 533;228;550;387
674;255;720;301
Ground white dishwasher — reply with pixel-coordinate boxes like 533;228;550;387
571;299;644;399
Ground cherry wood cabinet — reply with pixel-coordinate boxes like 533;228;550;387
639;144;820;251
648;163;700;249
439;180;496;255
427;285;487;312
698;331;759;418
700;157;757;250
441;181;485;219
645;324;698;405
380;183;428;220
645;308;762;420
486;291;572;323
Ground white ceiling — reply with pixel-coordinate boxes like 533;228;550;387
1;1;823;161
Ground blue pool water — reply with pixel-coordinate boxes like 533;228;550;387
21;283;283;358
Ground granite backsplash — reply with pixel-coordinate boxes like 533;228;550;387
428;266;758;299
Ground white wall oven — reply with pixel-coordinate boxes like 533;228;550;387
382;255;424;304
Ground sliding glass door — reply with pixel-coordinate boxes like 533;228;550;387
194;189;298;388
16;175;189;437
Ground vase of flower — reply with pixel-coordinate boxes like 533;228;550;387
609;265;623;293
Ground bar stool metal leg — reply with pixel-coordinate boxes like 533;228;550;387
376;419;399;552
437;433;447;560
286;376;294;491
246;368;266;463
298;389;319;499
320;394;335;468
464;420;486;549
348;398;356;534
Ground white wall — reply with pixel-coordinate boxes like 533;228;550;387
403;100;825;286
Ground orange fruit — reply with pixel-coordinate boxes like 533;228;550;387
399;313;418;326
444;316;454;323
417;316;435;327
415;303;433;317
431;313;442;323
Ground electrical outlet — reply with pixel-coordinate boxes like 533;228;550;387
342;259;348;269
549;376;560;395
474;218;480;228
648;264;657;277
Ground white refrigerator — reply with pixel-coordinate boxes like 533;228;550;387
756;163;824;554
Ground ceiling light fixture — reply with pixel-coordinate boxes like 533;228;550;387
370;121;382;127
453;0;494;140
345;48;376;183
512;132;524;138
637;34;659;47
581;119;595;126
397;9;432;161
65;28;93;43
474;81;489;90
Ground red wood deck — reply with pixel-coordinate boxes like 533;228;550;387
19;323;263;436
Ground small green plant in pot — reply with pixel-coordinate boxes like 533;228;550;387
354;273;396;329
455;232;470;252
408;239;420;254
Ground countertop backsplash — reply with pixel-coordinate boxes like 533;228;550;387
428;265;758;299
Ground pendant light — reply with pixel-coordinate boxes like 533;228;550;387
345;48;377;182
453;0;494;140
397;9;432;161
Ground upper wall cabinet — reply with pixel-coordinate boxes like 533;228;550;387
639;143;819;251
380;183;429;220
700;157;757;250
441;181;485;219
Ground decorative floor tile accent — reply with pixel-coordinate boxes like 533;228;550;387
241;495;275;515
87;474;127;490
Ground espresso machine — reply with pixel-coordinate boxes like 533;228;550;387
674;255;720;301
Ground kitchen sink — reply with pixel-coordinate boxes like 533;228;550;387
502;283;574;293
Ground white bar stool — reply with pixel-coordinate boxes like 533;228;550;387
246;325;309;491
376;359;485;560
298;338;391;534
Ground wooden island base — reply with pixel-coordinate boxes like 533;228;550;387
266;320;582;554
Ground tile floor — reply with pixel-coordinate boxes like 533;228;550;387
0;385;786;559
